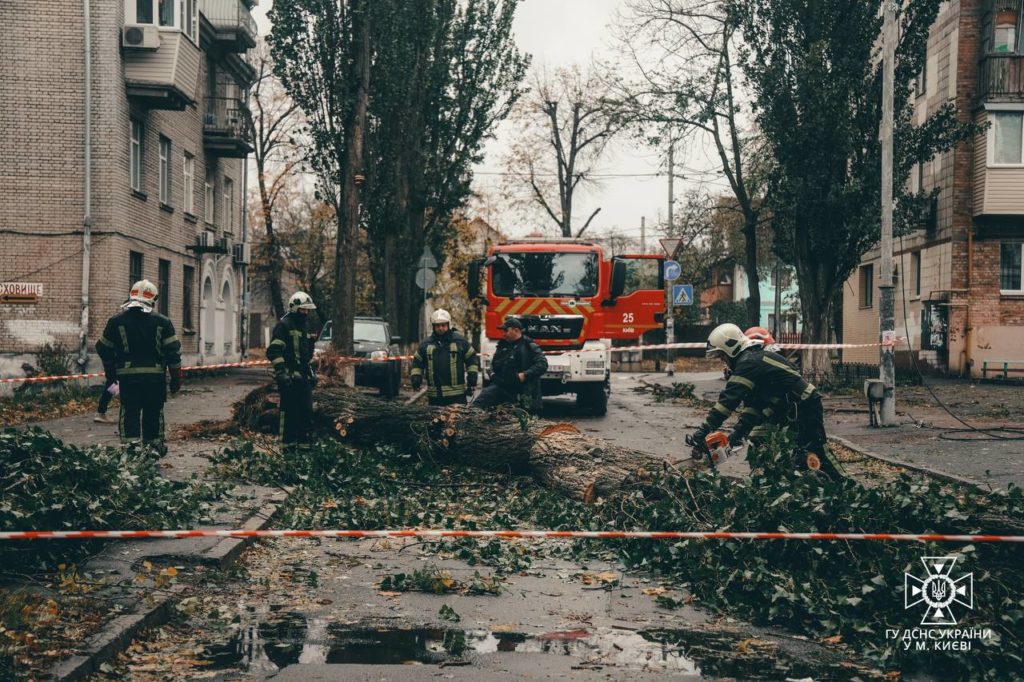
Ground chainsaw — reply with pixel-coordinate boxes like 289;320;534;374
686;431;735;468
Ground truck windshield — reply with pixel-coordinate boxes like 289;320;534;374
491;252;599;298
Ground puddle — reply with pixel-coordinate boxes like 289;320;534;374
202;609;862;678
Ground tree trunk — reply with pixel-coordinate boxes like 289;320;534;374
742;216;761;327
258;180;286;320
235;385;667;503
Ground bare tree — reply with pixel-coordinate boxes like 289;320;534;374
243;40;304;321
613;0;769;326
505;66;623;238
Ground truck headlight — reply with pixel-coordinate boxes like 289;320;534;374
369;350;388;361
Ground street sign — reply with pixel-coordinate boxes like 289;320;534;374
414;267;436;290
672;284;694;306
0;294;37;304
663;260;681;282
417;247;438;270
0;283;42;305
659;238;681;257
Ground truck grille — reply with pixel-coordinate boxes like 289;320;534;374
514;315;584;340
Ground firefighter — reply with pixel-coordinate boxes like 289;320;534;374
95;280;182;453
690;323;842;478
410;309;479;406
267;291;318;444
472;317;548;413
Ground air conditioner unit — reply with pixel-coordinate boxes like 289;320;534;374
122;24;161;50
233;242;251;265
198;231;215;248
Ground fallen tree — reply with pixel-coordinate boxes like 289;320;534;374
233;384;667;502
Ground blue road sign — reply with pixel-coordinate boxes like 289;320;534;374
672;284;694;306
663;260;682;282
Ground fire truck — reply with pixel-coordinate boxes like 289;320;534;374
468;240;665;415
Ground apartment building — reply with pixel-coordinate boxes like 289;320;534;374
0;0;256;377
844;0;1024;377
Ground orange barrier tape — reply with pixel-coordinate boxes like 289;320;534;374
0;528;1019;543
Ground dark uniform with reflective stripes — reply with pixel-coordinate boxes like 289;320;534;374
694;347;839;476
267;312;317;443
95;309;181;447
410;329;479;406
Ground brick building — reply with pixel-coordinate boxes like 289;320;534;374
844;0;1024;377
0;0;255;378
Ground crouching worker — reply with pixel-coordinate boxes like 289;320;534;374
690;323;842;478
95;280;182;454
411;309;479;406
267;291;318;444
472;317;547;413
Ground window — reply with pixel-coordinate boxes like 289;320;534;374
180;0;197;41
183;265;195;330
915;62;926;98
859;264;874;308
158;0;174;26
182;153;194;214
158;259;170;315
130;119;143;192
994;8;1019;52
1001;242;1023;293
991;111;1024;165
911;251;922;298
158;136;171;205
223;177;234;233
134;0;153;23
129;251;144;289
204;172;215;224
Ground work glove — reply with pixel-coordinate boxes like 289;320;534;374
687;426;711;459
169;367;183;394
410;376;422;390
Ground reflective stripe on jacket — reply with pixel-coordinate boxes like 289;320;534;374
411;330;479;399
267;312;316;379
95;309;180;383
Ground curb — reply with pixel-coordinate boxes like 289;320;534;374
48;492;287;682
829;435;987;490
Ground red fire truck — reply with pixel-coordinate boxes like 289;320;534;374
469;240;665;415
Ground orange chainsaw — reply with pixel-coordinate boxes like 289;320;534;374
686;431;734;467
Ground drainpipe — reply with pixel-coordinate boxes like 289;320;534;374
240;149;249;359
963;227;974;377
77;0;93;368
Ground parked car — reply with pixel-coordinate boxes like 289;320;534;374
315;317;403;398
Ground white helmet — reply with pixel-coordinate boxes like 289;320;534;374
706;323;752;361
123;279;158;312
430;308;452;326
288;291;316;313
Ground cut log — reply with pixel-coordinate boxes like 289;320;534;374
233;384;666;502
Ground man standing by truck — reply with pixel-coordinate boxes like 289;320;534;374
410;309;479;406
472;317;548;413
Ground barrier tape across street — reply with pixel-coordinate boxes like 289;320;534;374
0;339;904;385
0;528;1020;543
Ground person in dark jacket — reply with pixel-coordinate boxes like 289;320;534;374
267;291;319;444
410;309;479;406
95;280;182;453
690;323;842;478
472;317;548;413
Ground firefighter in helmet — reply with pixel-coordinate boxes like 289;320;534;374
744;326;776;349
267;292;318;443
95;279;182;453
690;323;842;478
410;309;479;406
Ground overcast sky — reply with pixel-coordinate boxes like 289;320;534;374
252;0;719;245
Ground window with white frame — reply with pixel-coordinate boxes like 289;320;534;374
204;172;215;224
128;0;194;37
1001;242;1023;293
991;111;1024;165
183;152;194;214
223;178;234;233
180;0;197;41
130;119;143;192
158;136;171;205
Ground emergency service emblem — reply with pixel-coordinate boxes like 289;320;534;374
904;556;973;626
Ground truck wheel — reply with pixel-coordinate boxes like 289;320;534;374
577;384;608;417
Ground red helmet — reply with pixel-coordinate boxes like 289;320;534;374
744;326;775;346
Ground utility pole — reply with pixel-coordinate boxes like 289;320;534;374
878;0;897;425
666;138;675;376
773;260;782;340
640;216;646;254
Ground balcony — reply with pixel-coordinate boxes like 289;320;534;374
201;0;257;52
979;54;1024;102
204;96;253;158
124;31;201;110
